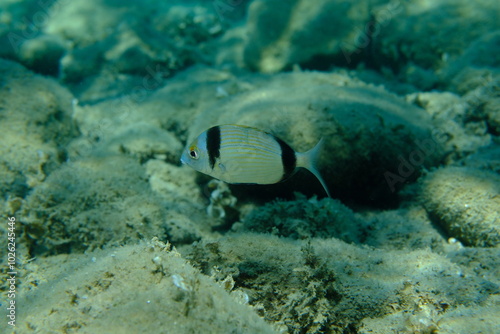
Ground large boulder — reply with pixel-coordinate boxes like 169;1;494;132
0;59;77;202
243;0;388;72
186;71;445;205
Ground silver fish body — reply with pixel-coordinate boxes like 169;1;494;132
181;125;330;197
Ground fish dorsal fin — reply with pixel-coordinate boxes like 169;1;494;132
296;138;331;197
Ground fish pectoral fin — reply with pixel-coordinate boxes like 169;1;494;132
218;162;227;172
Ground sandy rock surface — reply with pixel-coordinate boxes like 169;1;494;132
0;1;498;333
421;166;500;247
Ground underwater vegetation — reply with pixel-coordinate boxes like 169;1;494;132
0;0;499;333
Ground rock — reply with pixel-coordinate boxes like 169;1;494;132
187;71;444;205
241;0;500;78
437;31;500;137
421;166;500;247
243;0;388;73
17;34;67;76
43;0;223;101
21;156;159;254
361;207;449;251
406;91;491;160
441;31;500;94
185;233;498;333
359;304;500;334
243;196;367;243
21;156;213;255
0;59;77;197
59;41;106;83
16;239;275;333
463;77;500;137
373;0;500;84
461;144;500;173
99;124;183;164
145;159;217;244
436;305;500;334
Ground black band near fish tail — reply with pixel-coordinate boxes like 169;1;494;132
275;136;297;179
206;126;221;169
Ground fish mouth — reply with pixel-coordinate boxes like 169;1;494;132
180;154;187;165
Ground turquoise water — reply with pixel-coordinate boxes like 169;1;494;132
1;1;499;333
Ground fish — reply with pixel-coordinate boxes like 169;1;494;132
180;124;331;197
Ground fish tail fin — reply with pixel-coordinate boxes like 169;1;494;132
297;138;331;197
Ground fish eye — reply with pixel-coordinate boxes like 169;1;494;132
189;149;198;159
